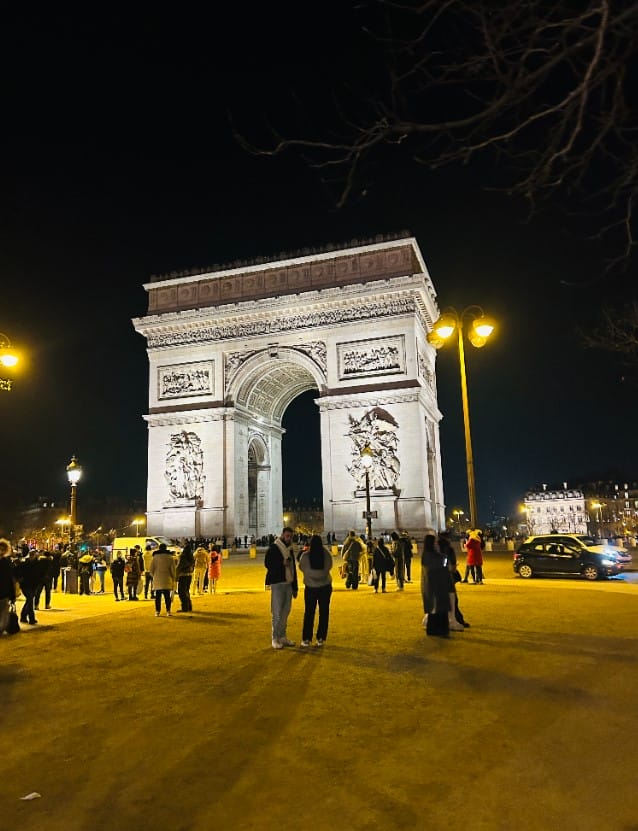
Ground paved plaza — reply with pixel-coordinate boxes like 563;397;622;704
3;551;638;831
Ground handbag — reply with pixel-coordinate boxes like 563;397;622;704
6;602;20;635
367;568;377;586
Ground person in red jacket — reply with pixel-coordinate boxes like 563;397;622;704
462;529;484;584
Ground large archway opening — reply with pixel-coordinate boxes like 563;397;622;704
282;389;322;508
233;351;324;537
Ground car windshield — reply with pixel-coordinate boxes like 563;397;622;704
155;536;179;546
575;536;598;546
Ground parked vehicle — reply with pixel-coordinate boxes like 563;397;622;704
111;536;181;560
513;534;626;581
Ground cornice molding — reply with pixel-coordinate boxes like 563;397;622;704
141;296;421;349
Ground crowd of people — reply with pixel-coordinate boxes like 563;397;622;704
1;527;485;643
0;537;226;626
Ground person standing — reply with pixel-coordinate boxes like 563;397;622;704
78;552;94;596
125;548;141;600
34;550;54;610
192;542;209;596
341;530;365;590
50;547;62;592
0;538;16;633
421;531;452;637
463;529;484;584
176;542;195;612
16;549;40;625
143;545;155;599
404;534;414;583
136;545;145;597
371;537;392;593
437;531;466;631
208;543;222;593
150;542;176;617
93;552;107;594
391;530;410;591
264;526;298;649
298;533;333;647
110;552;126;601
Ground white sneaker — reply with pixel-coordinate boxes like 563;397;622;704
279;637;295;647
155;612;160;617
272;639;284;650
300;640;311;647
315;639;324;647
449;619;465;631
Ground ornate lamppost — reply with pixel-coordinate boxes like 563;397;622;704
0;333;19;392
132;517;145;537
591;501;604;539
360;445;374;541
56;517;71;544
66;456;83;545
452;509;465;533
427;307;495;529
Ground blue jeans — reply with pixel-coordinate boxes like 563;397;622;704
270;582;293;641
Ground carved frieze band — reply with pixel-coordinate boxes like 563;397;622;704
317;389;421;411
158;361;214;400
337;335;405;380
146;297;415;349
144;411;234;427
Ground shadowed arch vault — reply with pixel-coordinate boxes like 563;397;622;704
133;236;447;540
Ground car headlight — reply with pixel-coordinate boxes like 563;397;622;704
601;558;616;566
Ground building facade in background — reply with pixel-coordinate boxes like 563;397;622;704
133;235;447;541
523;486;588;535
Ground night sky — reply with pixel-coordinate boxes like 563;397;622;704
1;6;636;528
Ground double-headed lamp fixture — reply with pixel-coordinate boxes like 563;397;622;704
427;306;496;529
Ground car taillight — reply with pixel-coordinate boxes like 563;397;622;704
513;552;520;560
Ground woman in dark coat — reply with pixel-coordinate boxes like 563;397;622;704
15;549;41;625
371;537;392;593
421;532;452;637
176;542;195;612
125;549;141;600
0;538;16;632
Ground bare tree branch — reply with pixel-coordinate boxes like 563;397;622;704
234;0;638;267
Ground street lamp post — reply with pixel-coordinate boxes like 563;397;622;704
66;455;83;545
360;445;374;541
0;332;19;392
452;509;465;533
591;501;604;539
132;518;145;537
56;517;71;544
427;306;495;529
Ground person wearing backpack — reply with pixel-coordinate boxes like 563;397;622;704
341;530;365;590
391;530;411;591
371;537;392;593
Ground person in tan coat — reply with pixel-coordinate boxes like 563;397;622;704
192;543;210;595
150;543;176;617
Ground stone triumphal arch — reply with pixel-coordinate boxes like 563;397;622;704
132;235;447;540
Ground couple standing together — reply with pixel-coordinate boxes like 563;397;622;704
265;527;333;650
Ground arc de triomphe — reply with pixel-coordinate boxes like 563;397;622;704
132;235;446;540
